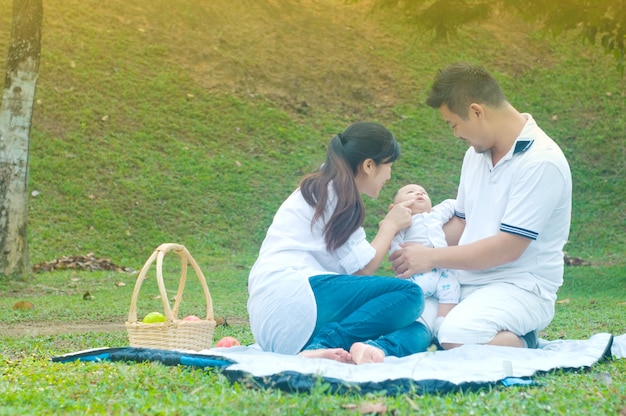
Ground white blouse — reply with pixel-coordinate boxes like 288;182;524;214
247;186;376;354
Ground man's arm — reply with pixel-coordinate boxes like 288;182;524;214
390;231;531;278
442;215;465;247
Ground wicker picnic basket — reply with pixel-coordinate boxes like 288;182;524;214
125;243;216;351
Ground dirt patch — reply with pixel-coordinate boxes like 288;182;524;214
2;322;126;338
134;0;549;120
1;317;249;338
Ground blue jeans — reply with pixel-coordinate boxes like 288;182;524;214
303;274;431;357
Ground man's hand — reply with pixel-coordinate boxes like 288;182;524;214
389;243;433;278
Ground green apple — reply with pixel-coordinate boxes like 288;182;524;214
142;311;166;323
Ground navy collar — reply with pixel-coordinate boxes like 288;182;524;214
513;140;534;155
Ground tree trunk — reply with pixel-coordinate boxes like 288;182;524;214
0;0;43;279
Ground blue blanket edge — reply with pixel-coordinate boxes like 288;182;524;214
51;334;616;396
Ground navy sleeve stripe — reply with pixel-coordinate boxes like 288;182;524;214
500;224;538;240
454;210;465;219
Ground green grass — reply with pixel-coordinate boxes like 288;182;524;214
1;0;625;414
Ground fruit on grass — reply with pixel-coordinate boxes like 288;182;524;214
142;312;166;323
216;336;240;348
182;315;202;322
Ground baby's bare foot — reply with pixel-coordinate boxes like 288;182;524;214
349;342;385;364
299;348;353;363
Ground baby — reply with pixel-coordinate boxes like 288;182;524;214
389;184;460;336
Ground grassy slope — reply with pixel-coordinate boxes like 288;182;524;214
0;0;624;413
0;0;623;341
0;0;622;343
1;0;621;269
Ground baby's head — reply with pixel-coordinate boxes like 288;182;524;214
393;184;432;215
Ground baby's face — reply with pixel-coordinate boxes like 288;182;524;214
394;184;432;214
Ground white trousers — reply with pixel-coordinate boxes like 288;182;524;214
437;282;555;345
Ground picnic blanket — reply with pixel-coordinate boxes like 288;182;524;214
53;332;624;395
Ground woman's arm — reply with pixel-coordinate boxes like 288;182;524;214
354;202;412;276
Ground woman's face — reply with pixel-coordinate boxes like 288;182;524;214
355;160;392;198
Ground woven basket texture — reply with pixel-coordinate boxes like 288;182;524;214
125;243;216;351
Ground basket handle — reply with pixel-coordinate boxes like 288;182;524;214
127;243;214;323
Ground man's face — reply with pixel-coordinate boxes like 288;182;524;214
440;104;491;154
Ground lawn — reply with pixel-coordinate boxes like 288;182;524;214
0;0;624;414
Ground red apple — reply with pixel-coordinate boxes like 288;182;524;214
182;315;202;322
216;336;240;348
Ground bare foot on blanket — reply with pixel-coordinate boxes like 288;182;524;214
299;348;353;363
349;342;385;364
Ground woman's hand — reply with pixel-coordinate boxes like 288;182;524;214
379;200;412;234
357;200;413;276
389;243;433;278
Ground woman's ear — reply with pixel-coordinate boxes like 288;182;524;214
360;158;375;175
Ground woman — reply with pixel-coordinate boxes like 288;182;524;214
247;122;431;364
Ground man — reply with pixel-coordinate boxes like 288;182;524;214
390;63;572;349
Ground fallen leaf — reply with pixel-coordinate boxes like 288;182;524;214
114;281;126;287
32;254;134;273
564;254;591;266
593;372;612;385
13;301;34;310
358;402;387;414
83;291;95;300
556;298;571;304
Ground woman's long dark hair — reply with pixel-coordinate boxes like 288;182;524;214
299;122;400;252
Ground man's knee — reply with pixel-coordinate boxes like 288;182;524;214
437;317;495;346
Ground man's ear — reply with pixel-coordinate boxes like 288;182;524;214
469;103;484;119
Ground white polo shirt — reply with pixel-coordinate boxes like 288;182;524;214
247;186;376;354
454;113;572;301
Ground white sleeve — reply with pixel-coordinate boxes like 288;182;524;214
335;227;376;274
432;199;456;223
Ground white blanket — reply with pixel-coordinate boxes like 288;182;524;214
204;332;620;393
54;332;624;395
